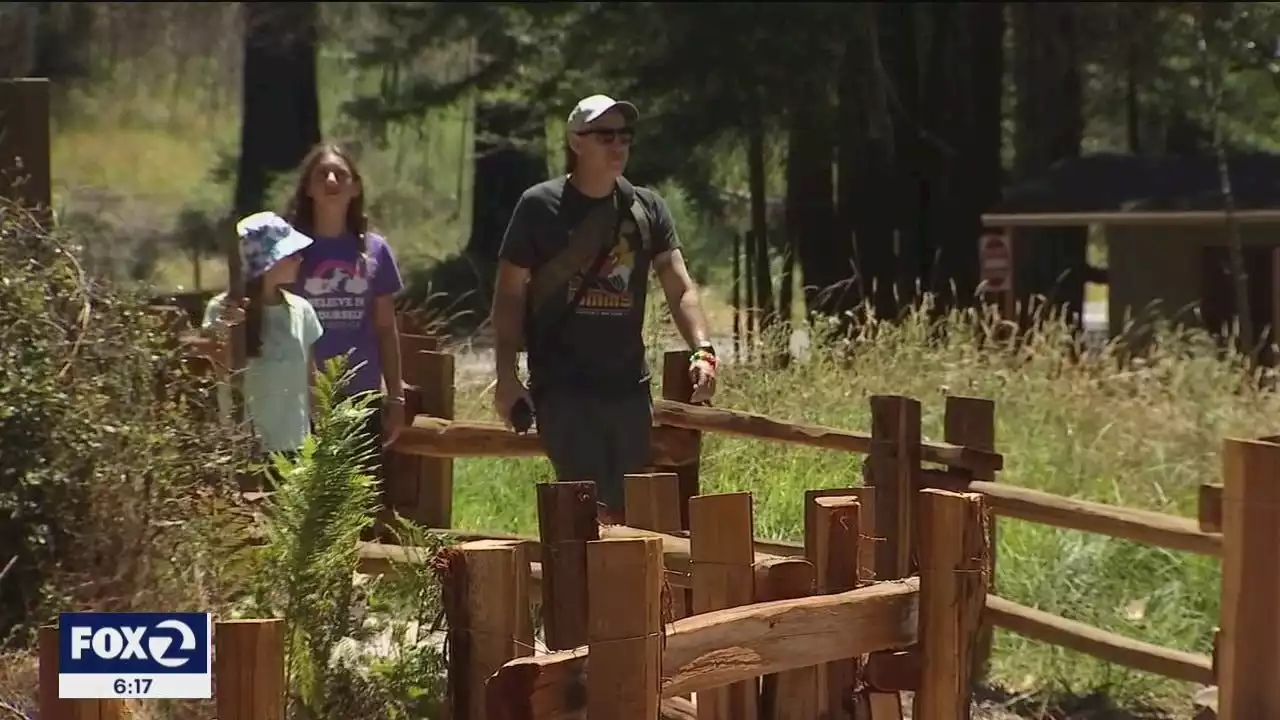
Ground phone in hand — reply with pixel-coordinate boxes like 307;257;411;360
509;397;534;434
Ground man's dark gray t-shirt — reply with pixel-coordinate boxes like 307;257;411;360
498;176;681;396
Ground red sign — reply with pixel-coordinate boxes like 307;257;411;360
979;233;1013;293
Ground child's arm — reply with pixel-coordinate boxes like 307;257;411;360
308;348;319;419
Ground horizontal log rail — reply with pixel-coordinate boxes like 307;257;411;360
391;401;1002;474
920;470;1222;557
486;577;920;716
985;595;1214;685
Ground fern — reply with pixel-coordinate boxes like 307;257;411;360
248;357;381;717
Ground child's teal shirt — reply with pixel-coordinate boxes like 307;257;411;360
202;290;324;454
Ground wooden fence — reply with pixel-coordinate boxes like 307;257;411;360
161;320;1280;718
37;618;285;720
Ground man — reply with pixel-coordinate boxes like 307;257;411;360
490;93;717;524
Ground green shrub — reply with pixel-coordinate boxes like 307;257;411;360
0;201;250;647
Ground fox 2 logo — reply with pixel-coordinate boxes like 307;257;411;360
59;613;211;675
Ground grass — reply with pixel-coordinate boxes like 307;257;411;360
444;304;1250;713
43;21;1246;715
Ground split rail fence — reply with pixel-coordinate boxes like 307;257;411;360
152;312;1280;718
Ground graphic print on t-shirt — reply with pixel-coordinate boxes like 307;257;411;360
302;259;370;328
568;220;638;316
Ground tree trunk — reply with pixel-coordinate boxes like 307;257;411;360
1011;2;1087;327
233;2;321;217
828;4;892;321
920;2;1005;313
747;101;776;336
464;100;546;262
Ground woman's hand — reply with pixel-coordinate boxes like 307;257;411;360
382;396;406;448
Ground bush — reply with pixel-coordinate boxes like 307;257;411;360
0;202;251;644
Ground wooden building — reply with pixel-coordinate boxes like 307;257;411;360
982;152;1280;351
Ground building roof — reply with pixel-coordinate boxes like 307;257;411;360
984;152;1280;227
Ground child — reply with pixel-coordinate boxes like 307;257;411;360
202;211;324;456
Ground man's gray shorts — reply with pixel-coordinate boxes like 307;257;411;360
535;389;652;511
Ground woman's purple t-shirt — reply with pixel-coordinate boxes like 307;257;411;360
293;232;403;397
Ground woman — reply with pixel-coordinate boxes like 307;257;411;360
202;211;323;458
284;143;407;459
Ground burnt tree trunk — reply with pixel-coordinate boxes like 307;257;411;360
828;4;894;321
465;100;547;262
233;2;321;217
919;3;1006;312
1011;3;1086;326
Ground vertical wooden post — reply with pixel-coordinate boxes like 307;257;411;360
626;472;688;619
755;557;819;719
1198;482;1223;533
913;490;990;720
660;350;701;528
385;334;454;529
811;496;862;717
1218;437;1280;718
215;619;285;720
38;625;126;720
537;481;600;650
450;539;534;720
587;537;664;720
689;492;757;720
943;395;996;680
0;78;52;219
868;396;922;579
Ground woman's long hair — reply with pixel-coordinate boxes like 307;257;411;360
284;142;370;260
244;276;265;359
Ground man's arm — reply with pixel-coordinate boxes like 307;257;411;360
492;261;530;380
647;191;711;348
654;248;711;348
492;194;538;381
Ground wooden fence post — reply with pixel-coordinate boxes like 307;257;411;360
444;539;534;720
943;395;997;681
215;619;285;720
386;333;454;529
38;625;126;720
0;78;52;221
661;350;701;528
867;396;921;720
913;489;990;719
868;395;922;579
1218;437;1280;718
537;481;599;651
587;536;665;719
755;557;819;719
626;472;688;620
689;492;757;720
811;496;862;716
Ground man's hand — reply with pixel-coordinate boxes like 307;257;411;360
689;357;717;404
493;373;534;429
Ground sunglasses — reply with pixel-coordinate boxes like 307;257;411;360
575;127;635;146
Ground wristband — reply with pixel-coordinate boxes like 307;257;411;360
690;349;718;372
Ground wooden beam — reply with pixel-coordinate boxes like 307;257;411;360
1218;437;1280;717
396;415;699;466
913;490;989;719
922;475;1222;557
984;595;1213;684
214;620;286;720
485;578;921;716
587;537;664;719
981;210;1280;228
1198;482;1223;534
653;400;1001;474
689;492;758;719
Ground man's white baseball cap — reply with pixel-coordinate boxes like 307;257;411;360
566;94;639;132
